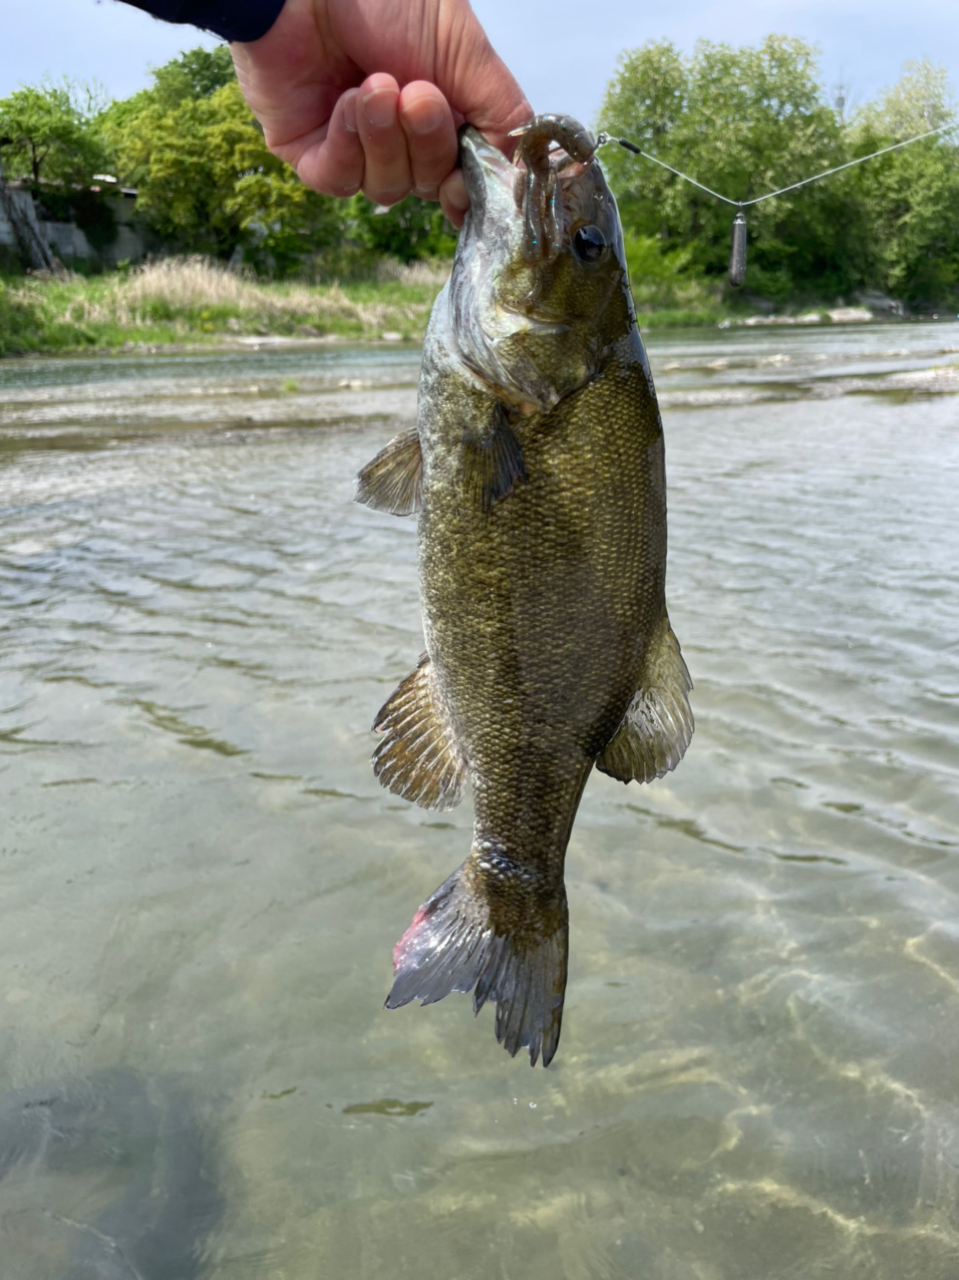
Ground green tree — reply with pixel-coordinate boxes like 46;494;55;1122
850;61;959;303
96;45;235;159
108;79;249;257
860;141;959;300
856;58;956;138
150;45;236;108
103;54;345;269
354;195;456;263
0;78;106;195
222;87;352;272
597;36;869;299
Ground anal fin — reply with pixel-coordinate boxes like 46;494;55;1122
463;405;527;514
355;428;423;515
596;614;694;784
372;654;467;810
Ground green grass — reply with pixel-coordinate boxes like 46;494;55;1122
0;257;452;356
2;253;870;359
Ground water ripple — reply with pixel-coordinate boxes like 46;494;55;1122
2;330;958;1278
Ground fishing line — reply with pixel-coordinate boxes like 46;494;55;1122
596;121;958;286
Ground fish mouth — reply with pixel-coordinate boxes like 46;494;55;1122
458;126;519;241
451;117;615;413
459;117;599;264
458;126;516;188
453;126;569;409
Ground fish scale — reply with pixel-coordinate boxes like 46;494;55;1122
356;115;694;1065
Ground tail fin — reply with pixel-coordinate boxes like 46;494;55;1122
385;865;568;1067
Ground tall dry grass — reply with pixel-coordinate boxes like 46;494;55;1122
59;256;393;331
375;257;451;285
1;253;453;352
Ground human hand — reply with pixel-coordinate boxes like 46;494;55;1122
230;0;532;225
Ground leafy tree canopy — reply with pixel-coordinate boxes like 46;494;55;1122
847;61;959;302
4;41;956;300
355;196;456;263
151;45;236;107
0;78;107;194
598;38;959;303
855;58;957;139
597;35;866;298
96;45;236;160
100;47;448;271
104;67;346;269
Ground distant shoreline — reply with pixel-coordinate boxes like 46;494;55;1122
2;258;951;360
0;258;449;359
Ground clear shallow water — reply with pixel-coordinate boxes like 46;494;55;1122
1;323;958;1279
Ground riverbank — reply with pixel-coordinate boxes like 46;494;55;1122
0;257;731;357
0;257;458;357
0;257;942;359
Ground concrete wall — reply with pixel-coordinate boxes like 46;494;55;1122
0;187;150;268
37;219;95;261
0;189;43;250
0;196;15;250
0;187;57;269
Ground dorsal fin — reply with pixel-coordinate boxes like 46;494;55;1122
596;615;693;784
355;429;423;516
372;654;467;810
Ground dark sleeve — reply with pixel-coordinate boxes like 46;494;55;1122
119;0;286;43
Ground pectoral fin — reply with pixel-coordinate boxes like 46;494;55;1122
462;405;527;514
596;615;694;784
355;428;423;515
372;654;467;810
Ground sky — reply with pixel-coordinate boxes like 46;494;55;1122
1;0;956;127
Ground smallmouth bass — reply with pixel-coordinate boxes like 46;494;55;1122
356;114;693;1066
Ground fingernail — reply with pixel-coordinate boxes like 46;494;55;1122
342;91;358;134
407;99;445;136
444;172;470;211
413;184;439;201
363;90;395;131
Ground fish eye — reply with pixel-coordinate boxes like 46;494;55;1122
572;224;607;264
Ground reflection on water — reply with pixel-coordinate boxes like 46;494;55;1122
2;323;959;1278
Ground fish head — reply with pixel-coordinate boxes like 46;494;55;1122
451;116;636;413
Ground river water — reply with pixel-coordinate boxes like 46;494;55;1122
1;322;958;1279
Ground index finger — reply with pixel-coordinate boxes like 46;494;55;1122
308;89;365;196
